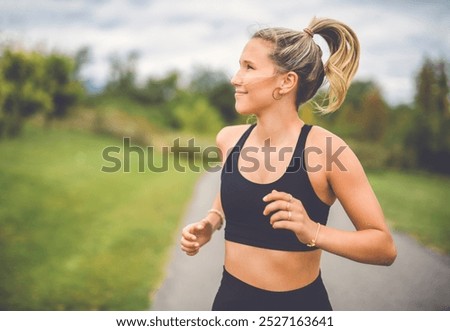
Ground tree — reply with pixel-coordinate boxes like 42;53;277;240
315;80;389;141
105;51;140;95
415;58;436;113
0;47;84;137
189;67;237;124
436;60;449;116
44;53;84;120
172;92;224;134
407;57;450;173
0;49;51;137
138;71;180;105
359;88;389;141
73;46;91;81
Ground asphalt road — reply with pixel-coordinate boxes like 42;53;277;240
151;171;450;311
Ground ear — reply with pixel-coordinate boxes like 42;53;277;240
280;71;298;94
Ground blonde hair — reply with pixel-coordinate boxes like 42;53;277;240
252;17;360;113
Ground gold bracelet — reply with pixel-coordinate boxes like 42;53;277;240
207;209;225;230
306;223;321;247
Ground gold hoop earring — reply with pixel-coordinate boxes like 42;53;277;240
272;88;283;100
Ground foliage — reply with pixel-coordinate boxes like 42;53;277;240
2;41;447;174
0;49;51;137
73;46;91;81
304;58;449;174
98;61;233;134
405;58;450;173
0;47;84;138
171;91;224;134
312;80;389;141
44;53;85;119
101;61;237;129
189;66;238;124
104;51;139;95
140;71;179;105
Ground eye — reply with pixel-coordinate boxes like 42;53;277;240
246;64;254;70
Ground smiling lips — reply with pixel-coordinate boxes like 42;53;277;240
235;90;248;95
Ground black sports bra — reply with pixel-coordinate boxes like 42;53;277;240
221;124;330;251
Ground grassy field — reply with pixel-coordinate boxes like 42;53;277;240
0;127;200;310
368;170;450;254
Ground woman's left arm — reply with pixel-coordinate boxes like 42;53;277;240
264;131;397;265
317;134;397;265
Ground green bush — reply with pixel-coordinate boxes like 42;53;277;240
346;139;390;171
0;47;83;138
171;92;224;134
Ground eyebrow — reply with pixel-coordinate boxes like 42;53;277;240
239;59;256;66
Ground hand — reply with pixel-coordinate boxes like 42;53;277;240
180;219;214;256
262;189;317;245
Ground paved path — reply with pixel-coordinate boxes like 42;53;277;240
151;171;450;311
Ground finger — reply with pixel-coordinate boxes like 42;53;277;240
181;242;200;254
182;228;197;241
182;245;199;255
183;221;206;240
262;190;294;203
180;237;199;250
263;198;304;218
263;200;290;216
269;210;291;225
186;250;199;256
272;220;298;232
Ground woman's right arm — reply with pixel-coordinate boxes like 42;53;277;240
180;193;223;256
180;125;249;256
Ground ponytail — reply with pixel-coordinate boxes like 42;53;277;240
308;17;360;113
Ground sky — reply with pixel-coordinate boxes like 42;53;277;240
0;0;449;105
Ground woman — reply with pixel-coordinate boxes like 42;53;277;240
180;17;397;311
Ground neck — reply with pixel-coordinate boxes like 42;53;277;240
253;102;304;142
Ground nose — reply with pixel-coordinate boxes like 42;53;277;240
230;70;242;86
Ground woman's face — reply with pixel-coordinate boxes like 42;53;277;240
231;38;281;115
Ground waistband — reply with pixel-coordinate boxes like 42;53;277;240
221;266;324;295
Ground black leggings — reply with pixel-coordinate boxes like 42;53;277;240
212;267;332;311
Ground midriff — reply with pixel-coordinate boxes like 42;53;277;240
224;240;322;291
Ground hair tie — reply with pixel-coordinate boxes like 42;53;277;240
303;28;314;38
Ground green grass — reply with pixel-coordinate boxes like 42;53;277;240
83;94;170;128
0;127;200;310
368;170;450;254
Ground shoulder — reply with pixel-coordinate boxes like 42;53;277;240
307;125;363;176
308;125;347;150
216;124;252;151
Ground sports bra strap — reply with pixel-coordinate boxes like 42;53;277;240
297;124;312;153
234;124;256;149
